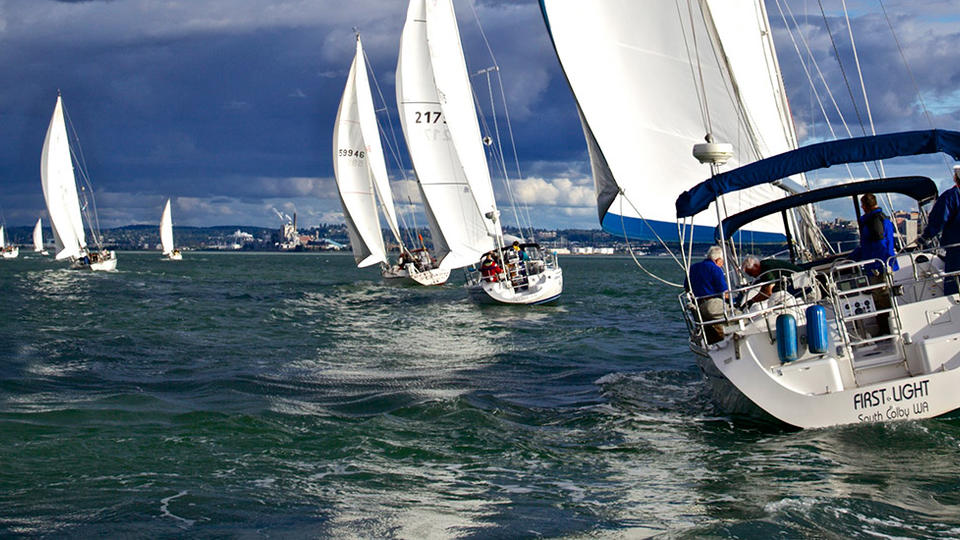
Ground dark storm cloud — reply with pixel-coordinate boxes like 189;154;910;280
0;0;592;228
2;1;954;230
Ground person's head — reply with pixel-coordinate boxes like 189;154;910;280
953;164;960;185
742;255;761;277
860;193;878;213
705;245;724;267
512;241;520;251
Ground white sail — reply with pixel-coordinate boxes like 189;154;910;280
41;95;88;260
398;0;498;269
0;226;5;249
353;38;403;246
160;199;175;255
333;43;388;268
33;218;44;252
541;0;798;241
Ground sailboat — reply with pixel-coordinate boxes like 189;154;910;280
333;36;450;287
40;93;117;271
542;2;960;427
159;199;182;260
32;218;49;255
1;226;19;259
397;0;562;304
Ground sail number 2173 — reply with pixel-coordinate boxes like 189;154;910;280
414;111;443;124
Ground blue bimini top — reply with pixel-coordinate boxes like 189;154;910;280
676;130;960;218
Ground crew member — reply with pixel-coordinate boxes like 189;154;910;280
686;246;729;344
850;193;898;334
850;193;899;272
919;165;960;295
741;255;803;307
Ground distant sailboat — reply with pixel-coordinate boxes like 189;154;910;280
40;93;117;271
1;225;19;259
160;198;182;260
333;36;450;286
32;218;49;255
397;0;562;304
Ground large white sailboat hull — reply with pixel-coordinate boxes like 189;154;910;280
467;266;563;305
698;336;960;429
2;247;18;259
694;255;960;429
71;251;118;271
382;265;451;286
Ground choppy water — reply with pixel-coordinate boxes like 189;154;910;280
2;252;960;538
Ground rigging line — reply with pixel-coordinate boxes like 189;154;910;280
783;0;870;181
483;70;524;238
685;0;713;136
62;105;104;250
840;0;905;247
877;0;950;171
464;1;526;193
618;188;685;270
374;119;417;249
359;42;415;250
840;0;884;179
361;41;410;180
619;197;682;288
465;0;532;241
816;0;869;138
674;0;709;136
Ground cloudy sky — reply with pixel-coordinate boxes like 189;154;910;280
0;0;958;230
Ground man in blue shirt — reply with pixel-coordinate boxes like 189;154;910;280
920;165;960;295
686;246;729;343
850;193;899;272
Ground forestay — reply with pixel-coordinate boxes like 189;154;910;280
540;0;799;242
41;95;87;260
333;42;388;268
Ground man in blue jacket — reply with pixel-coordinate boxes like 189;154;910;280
686;246;729;343
850;193;899;272
920;165;960;296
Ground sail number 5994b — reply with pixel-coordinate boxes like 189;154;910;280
338;148;365;158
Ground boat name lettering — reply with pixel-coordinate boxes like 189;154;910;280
857;401;930;423
852;379;929;410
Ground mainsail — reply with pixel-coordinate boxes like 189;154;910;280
33;218;44;252
160;199;175;255
333;38;389;267
41;95;88;260
540;0;802;242
398;0;499;270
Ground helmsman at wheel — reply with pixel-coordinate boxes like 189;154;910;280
919;165;960;296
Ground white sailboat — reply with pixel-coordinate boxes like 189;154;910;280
333;36;450;287
40;93;117;271
33;218;49;255
159;199;182;260
397;0;562;304
1;226;19;259
542;1;960;427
